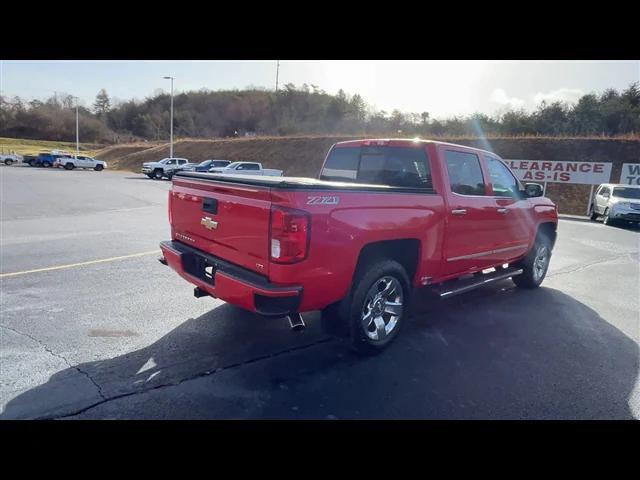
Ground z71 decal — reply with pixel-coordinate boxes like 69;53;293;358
307;196;340;205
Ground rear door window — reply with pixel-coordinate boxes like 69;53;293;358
444;150;486;196
320;146;432;189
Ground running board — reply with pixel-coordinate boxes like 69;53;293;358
430;267;523;299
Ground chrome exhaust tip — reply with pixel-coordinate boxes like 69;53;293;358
287;313;305;332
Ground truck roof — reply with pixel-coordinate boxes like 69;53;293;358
333;138;498;157
600;183;640;188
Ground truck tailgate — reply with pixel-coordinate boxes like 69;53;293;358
170;176;272;276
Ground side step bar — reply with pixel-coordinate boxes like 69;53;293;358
430;267;523;299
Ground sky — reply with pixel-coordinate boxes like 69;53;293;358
1;60;638;119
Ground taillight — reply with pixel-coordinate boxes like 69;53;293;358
270;205;310;264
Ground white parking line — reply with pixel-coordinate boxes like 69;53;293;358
0;250;161;278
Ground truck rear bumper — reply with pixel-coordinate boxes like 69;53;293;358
159;240;302;317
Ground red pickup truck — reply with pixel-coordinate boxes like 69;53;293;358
160;139;558;354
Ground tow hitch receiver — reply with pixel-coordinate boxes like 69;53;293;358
194;287;211;298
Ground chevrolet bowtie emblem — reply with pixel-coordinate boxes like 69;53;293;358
200;216;218;230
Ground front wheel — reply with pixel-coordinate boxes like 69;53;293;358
589;204;598;221
153;169;164;180
325;259;410;355
4;159;13;166
42;161;52;168
603;208;615;226
64;163;74;170
513;234;551;289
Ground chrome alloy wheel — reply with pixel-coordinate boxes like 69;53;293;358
361;276;403;342
533;245;549;282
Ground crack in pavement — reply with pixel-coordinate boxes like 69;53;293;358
0;324;107;401
548;253;636;278
41;336;335;420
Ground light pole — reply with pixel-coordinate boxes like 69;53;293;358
75;96;80;157
275;60;280;92
163;76;175;158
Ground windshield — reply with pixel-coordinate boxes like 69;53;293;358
613;187;640;199
225;162;239;168
210;160;230;167
197;160;212;167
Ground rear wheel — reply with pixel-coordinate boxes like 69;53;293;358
512;233;551;289
589;204;598;221
94;164;104;171
153;169;164;180
64;163;74;170
146;174;153;179
4;159;13;166
42;161;52;168
322;259;410;355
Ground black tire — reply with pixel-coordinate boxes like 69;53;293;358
603;208;615;226
512;233;552;289
323;259;410;355
27;160;34;167
42;161;52;168
589;204;598;221
64;163;74;170
5;159;13;166
94;164;104;171
166;172;174;181
153;169;164;180
146;174;153;179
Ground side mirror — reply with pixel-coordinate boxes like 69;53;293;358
524;183;544;198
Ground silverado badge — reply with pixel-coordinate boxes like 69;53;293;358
201;216;218;230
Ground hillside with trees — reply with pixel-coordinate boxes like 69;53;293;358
1;82;638;144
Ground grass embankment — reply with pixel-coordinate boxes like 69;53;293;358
0;137;104;157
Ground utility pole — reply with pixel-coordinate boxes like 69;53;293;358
163;76;175;158
275;60;280;92
75;97;80;157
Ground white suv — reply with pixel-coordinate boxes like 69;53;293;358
590;184;640;226
141;158;190;180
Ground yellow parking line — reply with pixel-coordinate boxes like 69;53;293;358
0;250;161;278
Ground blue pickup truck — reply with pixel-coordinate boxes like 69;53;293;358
29;151;71;167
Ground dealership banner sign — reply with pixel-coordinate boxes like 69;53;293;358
620;163;640;185
504;160;612;185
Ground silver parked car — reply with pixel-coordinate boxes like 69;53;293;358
590;184;640;226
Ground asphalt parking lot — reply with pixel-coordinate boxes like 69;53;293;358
1;165;639;419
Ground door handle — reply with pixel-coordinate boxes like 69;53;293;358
497;208;508;214
451;209;467;216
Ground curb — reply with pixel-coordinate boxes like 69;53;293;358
558;214;592;223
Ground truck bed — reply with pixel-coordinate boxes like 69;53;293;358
174;171;435;193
